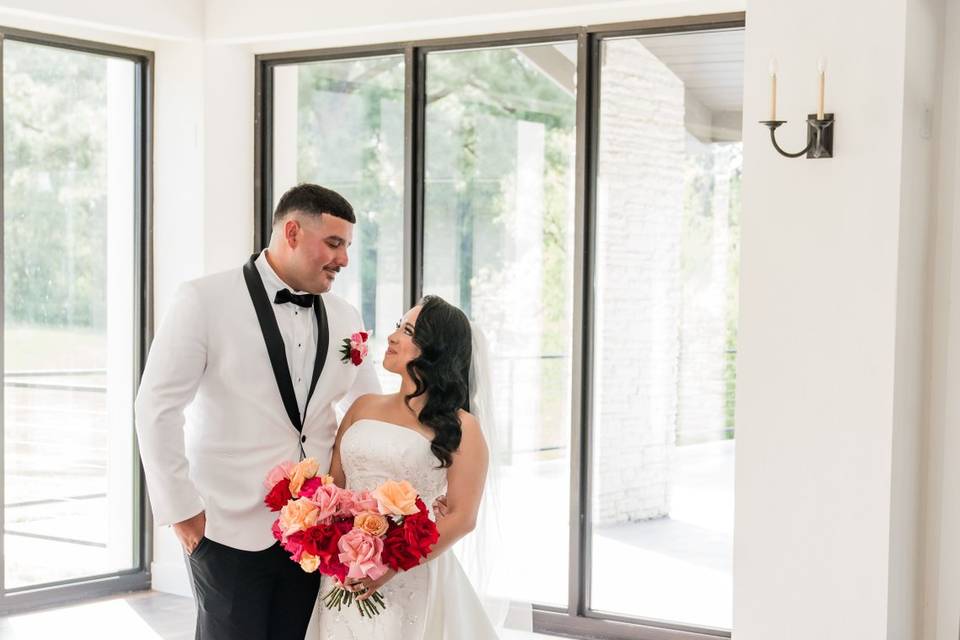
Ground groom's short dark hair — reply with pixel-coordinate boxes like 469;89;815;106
273;184;356;225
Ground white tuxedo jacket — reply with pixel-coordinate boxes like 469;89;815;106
135;255;381;550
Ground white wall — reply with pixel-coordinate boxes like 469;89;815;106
923;0;960;638
735;0;945;638
205;0;743;46
890;0;944;637
0;0;202;40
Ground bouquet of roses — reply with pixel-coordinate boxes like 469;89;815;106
264;458;439;617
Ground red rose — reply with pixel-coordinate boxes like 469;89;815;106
382;527;421;571
265;479;292;511
401;512;439;558
271;519;284;541
319;558;349;583
350;349;363;365
301;520;352;563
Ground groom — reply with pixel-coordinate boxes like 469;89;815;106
135;184;381;639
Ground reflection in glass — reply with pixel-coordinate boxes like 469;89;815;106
422;42;577;608
273;56;406;392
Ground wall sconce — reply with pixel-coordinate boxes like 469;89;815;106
759;58;834;159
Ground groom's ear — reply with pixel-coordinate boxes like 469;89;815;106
282;216;302;248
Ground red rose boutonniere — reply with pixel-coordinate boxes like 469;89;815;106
340;331;369;366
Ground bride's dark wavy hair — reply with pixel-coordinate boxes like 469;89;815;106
404;295;472;468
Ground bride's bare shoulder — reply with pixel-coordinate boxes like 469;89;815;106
346;393;390;417
457;409;481;432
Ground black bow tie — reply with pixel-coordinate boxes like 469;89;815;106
274;289;315;308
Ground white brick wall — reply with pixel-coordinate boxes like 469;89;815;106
594;39;685;525
593;40;741;525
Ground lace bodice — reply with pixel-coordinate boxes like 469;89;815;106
340;419;447;512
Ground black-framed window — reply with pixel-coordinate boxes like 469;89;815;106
0;27;153;614
255;12;743;640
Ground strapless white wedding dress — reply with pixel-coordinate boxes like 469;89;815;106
305;418;498;640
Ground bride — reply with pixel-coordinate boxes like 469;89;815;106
309;295;499;639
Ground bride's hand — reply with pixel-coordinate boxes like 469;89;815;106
351;569;397;601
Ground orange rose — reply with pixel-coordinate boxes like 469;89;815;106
372;480;420;516
354;512;389;537
279;498;319;538
288;457;320;496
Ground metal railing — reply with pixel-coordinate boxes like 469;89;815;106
4;369;106;393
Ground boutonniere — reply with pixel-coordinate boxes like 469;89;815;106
340;331;369;366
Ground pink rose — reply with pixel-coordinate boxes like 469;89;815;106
348;490;379;516
264;460;295;490
350;331;367;345
311;484;349;524
337;529;387;581
298;476;326;498
283;530;306;561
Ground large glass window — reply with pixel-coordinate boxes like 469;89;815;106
422;42;577;607
272;55;405;392
2;37;148;597
589;29;742;629
258;16;743;637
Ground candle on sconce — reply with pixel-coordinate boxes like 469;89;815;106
769;58;778;121
817;57;827;120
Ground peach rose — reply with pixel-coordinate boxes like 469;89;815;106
372;480;420;517
299;551;320;573
288;457;320;496
354;512;389;537
278;498;319;539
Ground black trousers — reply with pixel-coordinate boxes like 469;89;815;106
186;538;321;640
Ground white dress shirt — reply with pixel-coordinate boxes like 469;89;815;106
255;250;317;417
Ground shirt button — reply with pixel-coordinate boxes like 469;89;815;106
301;435;307;443
297;377;302;383
298;343;302;348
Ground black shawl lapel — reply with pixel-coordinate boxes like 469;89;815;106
303;294;329;420
243;254;302;432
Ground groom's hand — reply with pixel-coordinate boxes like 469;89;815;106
173;511;206;555
432;495;449;520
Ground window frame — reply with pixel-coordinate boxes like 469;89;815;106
254;13;744;640
0;26;154;615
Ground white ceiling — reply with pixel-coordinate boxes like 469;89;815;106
638;28;745;113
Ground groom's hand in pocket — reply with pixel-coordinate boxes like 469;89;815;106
173;511;206;555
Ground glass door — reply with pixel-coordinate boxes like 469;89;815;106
2;35;148;605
